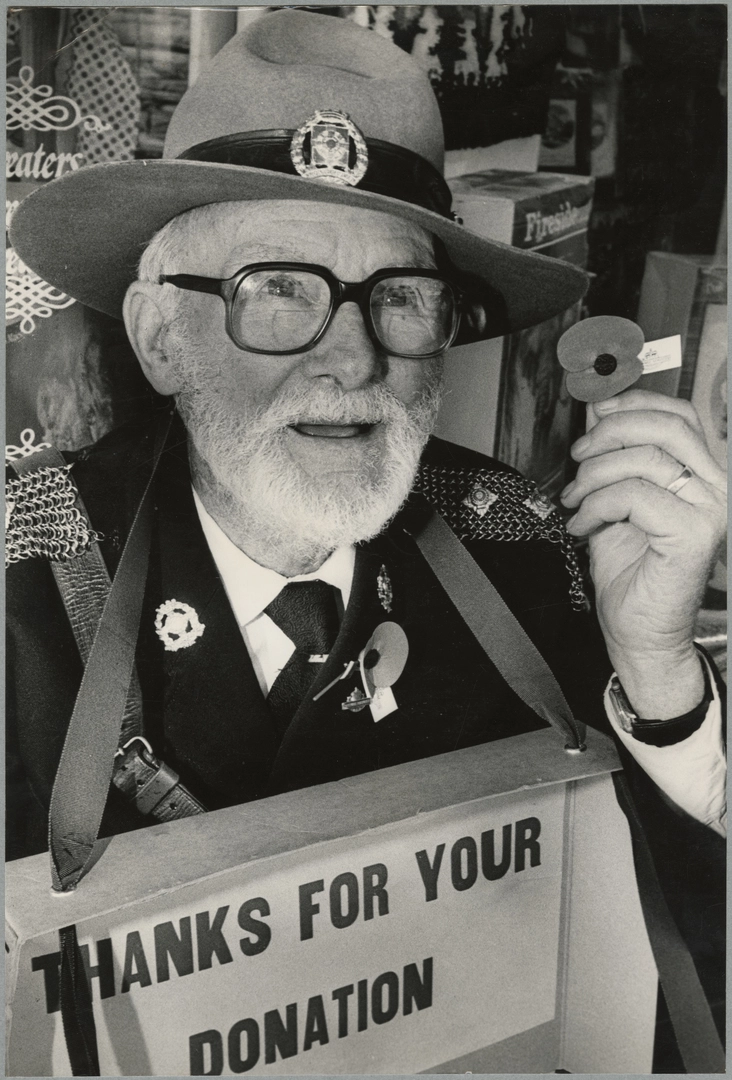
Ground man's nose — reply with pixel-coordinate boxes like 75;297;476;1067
301;301;384;390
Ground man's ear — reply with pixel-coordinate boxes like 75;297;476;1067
123;282;184;396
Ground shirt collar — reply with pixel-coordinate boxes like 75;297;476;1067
192;487;356;628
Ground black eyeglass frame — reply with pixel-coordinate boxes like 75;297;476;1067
159;262;464;359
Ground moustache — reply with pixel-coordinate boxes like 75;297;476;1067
246;383;427;431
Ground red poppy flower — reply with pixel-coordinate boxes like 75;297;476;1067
557;316;645;402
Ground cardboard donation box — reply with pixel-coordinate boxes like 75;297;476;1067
436;171;594;495
6;729;658;1077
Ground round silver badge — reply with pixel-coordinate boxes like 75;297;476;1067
290;110;368;187
155;598;205;652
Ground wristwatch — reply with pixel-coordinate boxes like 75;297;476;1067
607;675;638;735
607;662;713;747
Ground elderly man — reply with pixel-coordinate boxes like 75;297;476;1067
7;9;725;1064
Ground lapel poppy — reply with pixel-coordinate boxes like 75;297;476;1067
557;315;645;402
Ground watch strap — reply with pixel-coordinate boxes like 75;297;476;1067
610;652;714;748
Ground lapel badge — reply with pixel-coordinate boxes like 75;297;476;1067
353;621;409;721
463;483;498;518
377;564;393;612
290;110;368;187
312;659;357;702
155;599;205;652
341;687;371;713
313;622;409;718
523;491;555;520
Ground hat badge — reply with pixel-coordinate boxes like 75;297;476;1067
290;110;368;187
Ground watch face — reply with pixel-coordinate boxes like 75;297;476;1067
609;677;636;734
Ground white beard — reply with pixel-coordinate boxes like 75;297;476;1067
176;376;441;556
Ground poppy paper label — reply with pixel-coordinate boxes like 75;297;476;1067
639;335;682;374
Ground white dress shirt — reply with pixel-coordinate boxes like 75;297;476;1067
605;655;726;837
192;489;725;834
193;488;354;696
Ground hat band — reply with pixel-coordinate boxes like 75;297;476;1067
177;130;453;219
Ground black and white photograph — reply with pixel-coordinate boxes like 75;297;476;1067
5;4;727;1076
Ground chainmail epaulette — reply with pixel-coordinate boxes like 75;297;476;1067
415;462;587;611
5;462;102;566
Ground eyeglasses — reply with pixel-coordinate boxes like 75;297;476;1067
160;262;463;359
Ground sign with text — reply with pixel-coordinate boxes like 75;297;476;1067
6;729;658;1076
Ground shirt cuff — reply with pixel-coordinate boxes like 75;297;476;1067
604;655;727;837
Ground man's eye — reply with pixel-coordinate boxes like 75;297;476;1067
264;274;303;299
379;284;421;310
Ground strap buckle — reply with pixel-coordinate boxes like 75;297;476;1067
113;737;206;818
115;735;154;760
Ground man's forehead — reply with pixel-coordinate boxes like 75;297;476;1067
173;199;435;274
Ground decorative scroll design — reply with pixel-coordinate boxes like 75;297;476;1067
7;65;110;133
5;428;52;461
6;247;76;335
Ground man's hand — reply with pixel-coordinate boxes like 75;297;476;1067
560;389;727;719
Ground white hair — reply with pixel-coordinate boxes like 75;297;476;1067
136;204;239;321
138;203;242;282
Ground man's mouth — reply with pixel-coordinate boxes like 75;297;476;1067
290;422;378;438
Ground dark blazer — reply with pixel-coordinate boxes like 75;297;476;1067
7;412;611;845
6;413;723;1053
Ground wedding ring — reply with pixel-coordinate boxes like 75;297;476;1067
666;465;694;495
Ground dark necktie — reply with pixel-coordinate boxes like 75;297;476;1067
264;580;340;736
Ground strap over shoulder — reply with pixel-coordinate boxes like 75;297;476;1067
7;420;204;853
412;507;587;751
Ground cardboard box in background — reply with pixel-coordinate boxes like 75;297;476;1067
448;170;593;262
436;171;594;495
444;136;540;180
690;300;727;474
636;254;727;596
636;254;727;423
